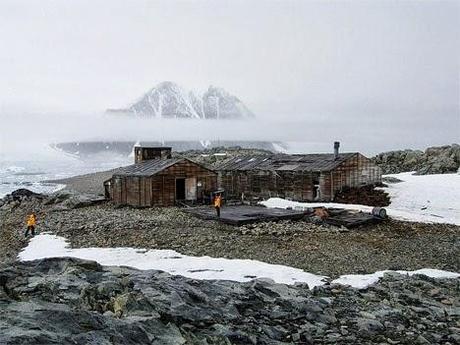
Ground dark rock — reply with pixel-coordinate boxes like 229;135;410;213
0;257;459;344
382;176;404;184
0;189;45;207
11;188;44;200
356;318;385;334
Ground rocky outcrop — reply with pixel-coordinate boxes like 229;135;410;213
418;144;460;174
0;189;104;211
0;189;44;211
372;144;460;175
0;188;44;205
0;257;459;344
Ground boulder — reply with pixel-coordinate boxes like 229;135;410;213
1;188;44;204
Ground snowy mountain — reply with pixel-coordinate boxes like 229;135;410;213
107;81;255;119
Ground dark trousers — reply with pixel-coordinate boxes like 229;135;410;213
25;225;35;237
215;206;221;218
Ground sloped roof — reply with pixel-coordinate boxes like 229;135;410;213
216;153;358;172
113;158;216;177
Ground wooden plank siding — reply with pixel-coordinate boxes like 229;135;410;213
110;159;217;207
220;170;315;201
218;153;382;202
330;153;382;196
109;154;381;206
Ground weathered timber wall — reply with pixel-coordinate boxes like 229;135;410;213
218;154;382;202
111;160;217;207
219;170;315;201
329;153;382;198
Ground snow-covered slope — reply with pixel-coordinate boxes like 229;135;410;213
109;81;255;119
202;85;254;119
381;172;460;224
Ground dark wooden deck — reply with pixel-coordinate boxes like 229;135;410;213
185;205;385;228
185;206;306;225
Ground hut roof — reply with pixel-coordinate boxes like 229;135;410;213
113;158;215;177
216;153;358;172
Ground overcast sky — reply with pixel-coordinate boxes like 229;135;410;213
0;0;459;152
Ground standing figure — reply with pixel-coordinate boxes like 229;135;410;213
25;213;37;237
214;193;222;218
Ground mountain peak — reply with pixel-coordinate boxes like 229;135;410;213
108;82;255;119
152;81;180;91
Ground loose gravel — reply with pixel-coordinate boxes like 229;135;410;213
2;199;459;278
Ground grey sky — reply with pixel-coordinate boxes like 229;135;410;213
0;0;459;152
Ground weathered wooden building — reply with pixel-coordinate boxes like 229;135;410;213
105;147;217;207
217;143;382;202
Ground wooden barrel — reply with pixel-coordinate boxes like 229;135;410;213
372;207;387;219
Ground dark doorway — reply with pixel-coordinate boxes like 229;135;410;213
175;178;186;200
312;173;320;200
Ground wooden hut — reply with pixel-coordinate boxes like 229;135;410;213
217;143;381;202
105;147;217;207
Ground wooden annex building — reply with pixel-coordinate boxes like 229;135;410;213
216;142;382;202
105;147;217;207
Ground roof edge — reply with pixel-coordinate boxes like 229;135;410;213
111;157;217;177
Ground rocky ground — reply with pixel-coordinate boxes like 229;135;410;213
1;192;459;278
47;168;120;196
1;257;459;344
1;189;460;344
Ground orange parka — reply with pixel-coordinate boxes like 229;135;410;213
27;214;36;227
214;195;222;208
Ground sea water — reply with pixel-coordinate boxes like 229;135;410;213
0;157;129;198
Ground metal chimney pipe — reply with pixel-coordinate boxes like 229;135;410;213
334;141;340;159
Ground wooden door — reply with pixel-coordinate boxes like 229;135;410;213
185;177;197;200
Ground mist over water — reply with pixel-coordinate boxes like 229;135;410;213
0;101;458;198
0;109;458;198
1;111;457;162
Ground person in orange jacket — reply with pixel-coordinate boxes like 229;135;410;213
25;213;37;237
213;193;222;218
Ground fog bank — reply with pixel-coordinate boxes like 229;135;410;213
0;111;458;161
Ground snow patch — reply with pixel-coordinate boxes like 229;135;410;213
333;269;460;289
272;143;288;153
199;140;211;148
19;234;459;288
18;234;327;287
